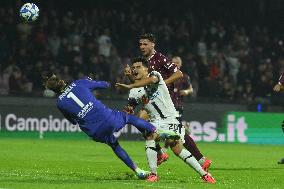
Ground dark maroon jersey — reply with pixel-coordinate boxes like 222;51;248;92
148;52;178;79
147;51;179;101
173;73;191;109
279;73;284;85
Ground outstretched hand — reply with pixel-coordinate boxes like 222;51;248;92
115;83;132;89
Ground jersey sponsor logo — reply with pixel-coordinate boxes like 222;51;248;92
77;102;94;118
59;83;76;100
145;85;159;100
148;90;160;100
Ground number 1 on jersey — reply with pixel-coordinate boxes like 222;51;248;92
67;92;85;108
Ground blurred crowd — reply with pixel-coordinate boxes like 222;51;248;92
0;1;283;103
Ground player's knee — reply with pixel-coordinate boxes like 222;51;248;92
168;140;182;155
146;132;158;140
109;141;119;150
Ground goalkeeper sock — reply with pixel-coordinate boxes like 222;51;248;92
110;142;136;171
145;140;158;174
179;149;206;176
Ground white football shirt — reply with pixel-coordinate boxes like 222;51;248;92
128;71;179;121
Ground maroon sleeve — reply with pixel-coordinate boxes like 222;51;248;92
279;73;284;85
183;74;191;88
158;54;178;74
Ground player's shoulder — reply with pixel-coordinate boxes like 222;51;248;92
56;97;63;108
129;87;144;97
149;70;162;78
155;52;169;62
74;77;93;85
129;87;142;93
149;71;164;83
77;76;92;82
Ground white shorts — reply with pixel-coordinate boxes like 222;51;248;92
150;118;185;143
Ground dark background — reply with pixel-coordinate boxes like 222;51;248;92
0;0;284;105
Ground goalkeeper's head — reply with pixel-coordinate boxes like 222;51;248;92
43;74;66;94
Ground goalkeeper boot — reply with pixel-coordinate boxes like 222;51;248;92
202;173;216;184
202;158;212;172
135;168;150;179
146;173;159;182
157;153;169;166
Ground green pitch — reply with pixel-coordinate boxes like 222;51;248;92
0;139;283;189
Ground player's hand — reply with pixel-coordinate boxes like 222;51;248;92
123;105;134;114
115;83;132;89
179;90;188;96
179;87;193;96
273;84;283;92
124;64;132;76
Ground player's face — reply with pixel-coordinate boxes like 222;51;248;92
172;57;182;68
139;39;154;57
132;62;148;80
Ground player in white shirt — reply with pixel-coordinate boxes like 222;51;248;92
128;71;185;142
116;57;216;183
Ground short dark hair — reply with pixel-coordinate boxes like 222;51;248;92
131;56;148;67
139;33;156;43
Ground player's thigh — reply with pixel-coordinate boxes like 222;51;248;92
153;120;185;143
92;133;117;146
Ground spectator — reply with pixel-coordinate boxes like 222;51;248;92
97;28;112;57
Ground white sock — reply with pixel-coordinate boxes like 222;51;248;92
198;157;206;166
179;149;206;176
162;147;168;153
146;140;157;174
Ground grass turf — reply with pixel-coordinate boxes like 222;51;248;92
0;138;283;189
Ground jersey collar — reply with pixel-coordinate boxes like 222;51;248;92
148;50;156;60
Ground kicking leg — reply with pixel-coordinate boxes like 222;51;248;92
178;114;211;169
108;140;149;179
169;139;216;184
184;132;212;171
126;114;156;135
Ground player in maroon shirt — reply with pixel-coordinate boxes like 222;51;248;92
172;56;212;170
125;33;211;171
171;56;194;112
273;73;284;164
273;73;284;92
